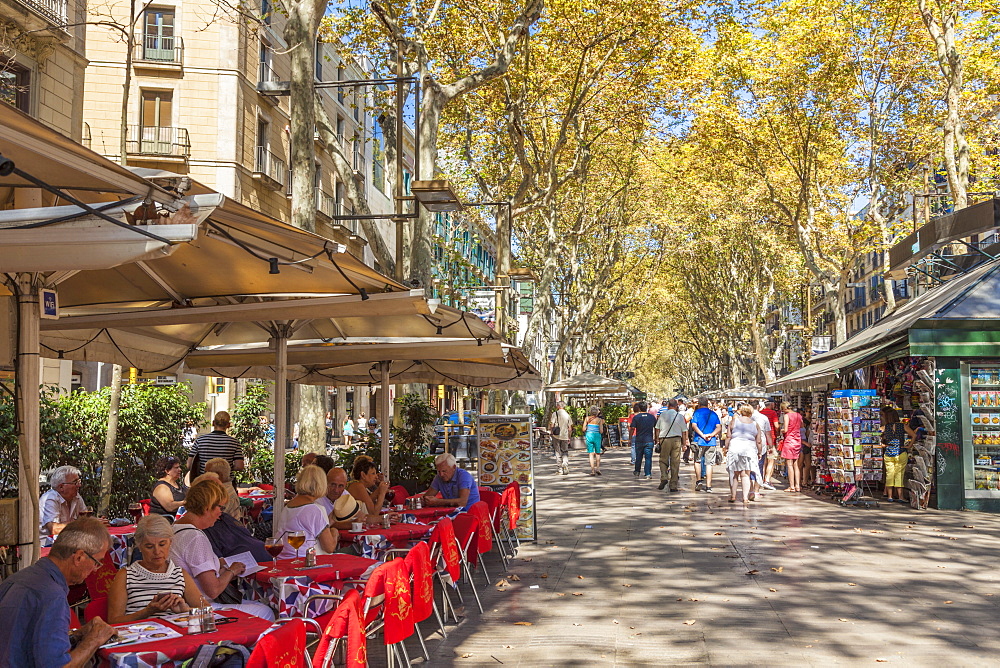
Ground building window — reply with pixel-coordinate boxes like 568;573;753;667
337;65;345;104
141;89;172;127
143;9;176;62
0;61;30;112
372;119;385;193
261;0;271;25
315;41;323;81
259;42;274;83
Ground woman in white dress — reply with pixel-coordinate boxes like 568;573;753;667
273;465;339;558
725;404;764;506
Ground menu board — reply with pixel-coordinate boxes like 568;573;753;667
103;621;183;648
477;414;536;541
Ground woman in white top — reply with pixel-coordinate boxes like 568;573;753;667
274;465;339;558
108;515;201;623
725;404;764;506
169;479;274;620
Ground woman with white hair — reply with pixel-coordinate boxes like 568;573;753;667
107;515;202;623
40;466;88;535
273;465;339;558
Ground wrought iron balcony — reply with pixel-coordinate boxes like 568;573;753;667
315;188;339;218
254;146;287;188
14;0;67;23
126;126;190;157
135;33;183;64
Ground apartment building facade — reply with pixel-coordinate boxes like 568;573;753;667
80;0;399;270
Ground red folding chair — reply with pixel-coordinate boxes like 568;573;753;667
405;541;445;657
477;489;509;570
469;501;495;585
358;558;415;668
451;513;484;613
428;517;461;624
502;482;522;553
389;485;409;505
313;589;367;668
84;553;118;601
246;617;309;668
83;596;108;623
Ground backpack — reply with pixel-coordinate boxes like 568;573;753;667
182;641;250;668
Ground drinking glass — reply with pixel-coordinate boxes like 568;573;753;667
287;531;305;564
128;503;143;525
264;537;283;573
78;505;94;519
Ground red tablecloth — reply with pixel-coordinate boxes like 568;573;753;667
383;506;452;522
97;609;272;668
338;522;432;545
253;554;377;586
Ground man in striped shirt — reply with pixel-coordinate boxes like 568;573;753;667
187;411;245;477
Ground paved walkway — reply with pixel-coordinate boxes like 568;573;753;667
417;446;1000;666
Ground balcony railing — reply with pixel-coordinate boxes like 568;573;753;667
15;0;67;23
315;188;339;218
126;126;190;157
254;146;287;187
135;33;183;64
258;61;279;84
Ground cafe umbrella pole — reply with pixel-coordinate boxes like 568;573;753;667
379;360;391;479
272;331;288;523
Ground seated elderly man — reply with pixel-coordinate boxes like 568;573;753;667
40;465;88;535
0;517;116;666
422;453;480;512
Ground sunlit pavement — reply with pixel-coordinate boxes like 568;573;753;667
405;446;1000;666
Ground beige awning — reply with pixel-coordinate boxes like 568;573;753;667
545;371;629;395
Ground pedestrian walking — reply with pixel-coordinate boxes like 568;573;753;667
690;397;721;493
751;404;776;491
342;415;354;448
630;402;657;479
726;404;764;505
681;400;694;464
654;399;687;491
779;403;803;492
583;407;605;476
186;411;245;478
759;400;780;488
550;401;573;475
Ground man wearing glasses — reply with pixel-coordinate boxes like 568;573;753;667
40;465;88;535
0;517;116;666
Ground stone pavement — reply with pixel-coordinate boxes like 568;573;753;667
411;446;1000;667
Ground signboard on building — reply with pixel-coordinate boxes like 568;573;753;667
811;336;832;356
40;288;58;319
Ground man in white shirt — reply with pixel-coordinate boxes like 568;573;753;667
655;399;688;492
40;466;88;535
550;401;574;475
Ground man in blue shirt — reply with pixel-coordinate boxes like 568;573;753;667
690;396;722;493
0;517;116;667
630;402;658;479
423;452;481;511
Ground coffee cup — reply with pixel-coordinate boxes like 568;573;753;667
351;522;363;532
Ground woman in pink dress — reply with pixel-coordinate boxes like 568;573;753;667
779;403;804;492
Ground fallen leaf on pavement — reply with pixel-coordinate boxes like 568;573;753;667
839;618;849;622
875;659;888;663
622;584;632;587
848;583;858;587
540;574;548;578
688;598;699;601
612;619;619;624
746;570;759;575
556;593;566;597
683;620;696;625
853;528;862;533
572;623;581;626
503;645;513;649
521;558;533;562
629;626;635;629
714;532;723;535
577;575;585;579
771;567;783;572
461;653;473;658
725;555;739;558
769;588;777;592
508;574;521;581
948;537;958;540
870;530;884;534
963;525;975;528
572;592;584;596
513;622;533;626
944;601;953;604
495;579;510;588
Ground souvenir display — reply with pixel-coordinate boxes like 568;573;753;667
826;390;881;496
970;364;1000;490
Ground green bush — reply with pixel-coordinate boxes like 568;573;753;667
0;382;207;517
602;404;630;423
230;380;303;486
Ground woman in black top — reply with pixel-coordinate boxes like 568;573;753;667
149;456;187;521
880;407;908;502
